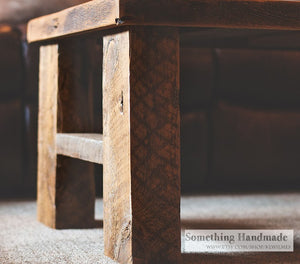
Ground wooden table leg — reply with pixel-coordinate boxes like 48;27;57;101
37;44;58;228
37;40;96;229
103;27;181;264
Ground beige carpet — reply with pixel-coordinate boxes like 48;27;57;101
0;193;299;264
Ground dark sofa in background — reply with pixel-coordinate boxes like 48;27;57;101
0;25;38;197
181;46;300;192
0;0;90;198
1;23;300;197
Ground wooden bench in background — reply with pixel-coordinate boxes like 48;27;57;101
27;0;300;263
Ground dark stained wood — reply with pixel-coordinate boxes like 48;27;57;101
86;36;103;134
27;0;118;43
57;38;95;133
55;156;96;229
119;0;300;30
55;38;97;229
28;0;300;43
56;133;103;164
130;28;181;263
103;27;181;263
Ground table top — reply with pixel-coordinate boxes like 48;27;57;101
27;0;300;42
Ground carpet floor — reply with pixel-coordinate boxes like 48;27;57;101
0;193;299;263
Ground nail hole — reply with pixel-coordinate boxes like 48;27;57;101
119;91;124;115
53;18;59;29
115;18;124;25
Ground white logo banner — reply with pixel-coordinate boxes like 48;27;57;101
184;229;293;252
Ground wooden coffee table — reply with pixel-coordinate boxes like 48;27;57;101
27;1;300;263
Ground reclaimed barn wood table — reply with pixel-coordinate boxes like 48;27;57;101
27;0;300;263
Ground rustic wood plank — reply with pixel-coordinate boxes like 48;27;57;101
28;0;300;43
56;133;103;164
103;30;132;264
103;27;181;264
37;38;98;229
37;44;58;228
54;38;97;229
119;0;300;30
27;0;118;43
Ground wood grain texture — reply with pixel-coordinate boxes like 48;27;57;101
56;133;103;164
103;27;181;264
37;44;58;228
27;0;118;42
37;39;98;229
57;38;95;133
130;27;181;264
28;0;300;42
119;0;300;30
103;30;132;264
54;38;97;229
55;156;96;229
